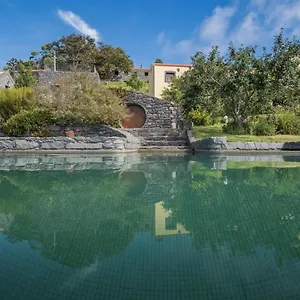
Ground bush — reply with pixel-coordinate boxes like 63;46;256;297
107;86;130;99
36;73;128;127
274;108;300;135
3;108;54;137
187;109;214;126
253;118;276;136
0;87;36;121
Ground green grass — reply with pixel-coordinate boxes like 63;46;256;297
227;161;300;169
193;125;300;142
104;81;149;94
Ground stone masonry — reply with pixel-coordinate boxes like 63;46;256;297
124;92;185;129
34;70;100;86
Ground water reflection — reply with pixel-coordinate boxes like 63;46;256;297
1;154;300;299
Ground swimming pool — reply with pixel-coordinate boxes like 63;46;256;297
0;153;300;299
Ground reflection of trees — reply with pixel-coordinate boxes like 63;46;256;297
164;164;300;265
1;157;300;269
0;170;150;268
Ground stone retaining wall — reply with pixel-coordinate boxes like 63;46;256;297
46;124;126;137
0;134;140;152
187;131;300;151
34;70;100;85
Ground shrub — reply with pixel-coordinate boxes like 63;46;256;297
0;87;36;121
36;72;128;127
3;108;54;137
274;108;300;135
187;109;213;126
253;118;276;136
107;86;130;99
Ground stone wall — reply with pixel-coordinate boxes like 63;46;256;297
34;70;100;86
46;124;126;137
187;131;300;151
124;92;185;129
0;132;140;152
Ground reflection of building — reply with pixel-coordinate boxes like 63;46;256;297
154;201;189;237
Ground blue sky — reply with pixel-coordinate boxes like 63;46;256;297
1;0;300;69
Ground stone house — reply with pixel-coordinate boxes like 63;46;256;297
0;71;15;89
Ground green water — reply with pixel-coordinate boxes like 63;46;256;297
1;154;300;299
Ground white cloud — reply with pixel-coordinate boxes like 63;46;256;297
231;12;262;45
57;9;100;41
156;32;166;45
199;6;237;43
157;0;300;62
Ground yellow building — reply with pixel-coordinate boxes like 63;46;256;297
149;63;192;98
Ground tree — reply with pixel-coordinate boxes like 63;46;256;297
125;72;145;91
220;44;271;126
96;43;133;79
161;76;184;104
4;58;37;87
180;47;225;118
33;34;99;71
266;30;300;108
155;58;163;63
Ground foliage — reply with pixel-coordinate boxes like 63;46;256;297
31;34;98;71
187;109;213;126
273;107;300;135
161;76;184;104
36;72;128;126
266;30;300;108
181;47;225;118
155;58;163;63
252;117;276;136
4;58;37;87
3;108;53;137
125;72;146;91
107;86;130;99
0;87;36;121
96;43;133;79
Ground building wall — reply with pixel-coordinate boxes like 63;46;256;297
149;64;192;98
0;72;15;89
33;70;100;86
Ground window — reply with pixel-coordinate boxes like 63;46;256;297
165;216;177;230
114;70;119;76
165;71;176;83
144;72;149;76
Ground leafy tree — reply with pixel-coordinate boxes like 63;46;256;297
220;44;271;126
32;34;99;71
266;30;300;108
155;58;163;63
125;71;145;91
161;76;184;104
96;43;133;79
4;59;37;87
181;47;225;118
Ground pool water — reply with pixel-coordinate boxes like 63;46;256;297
1;154;300;299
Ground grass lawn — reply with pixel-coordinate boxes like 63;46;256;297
193;125;300;142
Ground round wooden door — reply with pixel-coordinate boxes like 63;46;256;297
120;104;146;128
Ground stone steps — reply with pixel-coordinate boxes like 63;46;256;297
123;127;190;149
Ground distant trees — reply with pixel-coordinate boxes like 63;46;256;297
155;58;163;63
4;33;134;85
161;30;300;132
